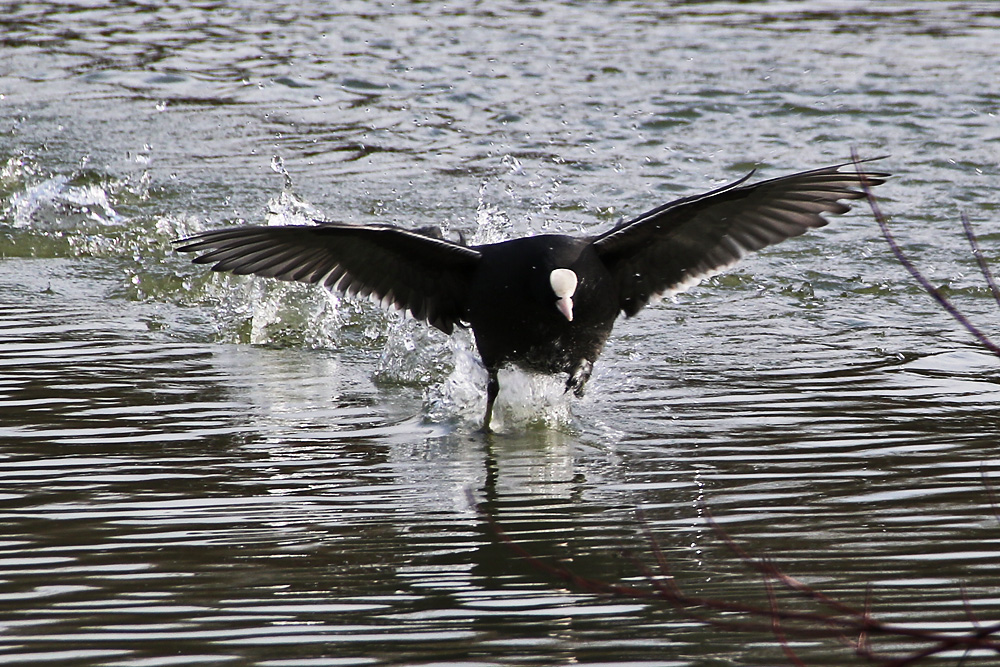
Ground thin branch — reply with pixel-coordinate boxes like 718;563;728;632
702;503;863;620
957;582;979;667
763;565;807;667
961;213;1000;310
856;583;873;660
851;149;1000;357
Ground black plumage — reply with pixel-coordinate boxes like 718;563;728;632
176;160;887;430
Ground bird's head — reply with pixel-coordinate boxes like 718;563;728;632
549;268;578;322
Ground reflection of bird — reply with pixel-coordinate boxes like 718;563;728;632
176;160;887;431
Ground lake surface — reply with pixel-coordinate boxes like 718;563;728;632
3;2;1000;665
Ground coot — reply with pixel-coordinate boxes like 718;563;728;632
176;160;887;430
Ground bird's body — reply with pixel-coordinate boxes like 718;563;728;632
466;235;616;374
176;160;887;430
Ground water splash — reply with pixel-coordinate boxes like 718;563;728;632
490;369;575;430
420;335;576;431
203;175;343;348
266;157;322;226
471;182;513;245
375;317;456;386
0;155;181;305
3;156;123;230
421;331;487;424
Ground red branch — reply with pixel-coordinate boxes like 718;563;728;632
851;148;1000;357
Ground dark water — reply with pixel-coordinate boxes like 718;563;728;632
3;2;1000;665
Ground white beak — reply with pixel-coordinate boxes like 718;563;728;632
550;268;578;322
556;295;574;322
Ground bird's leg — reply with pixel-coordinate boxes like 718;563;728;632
565;359;593;398
482;369;500;432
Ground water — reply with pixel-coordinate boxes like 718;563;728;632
3;2;1000;665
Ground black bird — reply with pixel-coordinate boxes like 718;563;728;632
176;160;887;431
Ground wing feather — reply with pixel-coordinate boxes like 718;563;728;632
591;159;888;316
175;223;482;334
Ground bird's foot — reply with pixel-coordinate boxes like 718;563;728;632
565;360;593;398
482;370;499;433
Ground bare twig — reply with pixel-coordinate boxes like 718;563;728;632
702;504;863;621
961;213;1000;310
851;149;1000;357
762;565;807;667
855;583;874;661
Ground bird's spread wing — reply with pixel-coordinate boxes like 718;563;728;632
590;160;889;316
175;223;482;334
